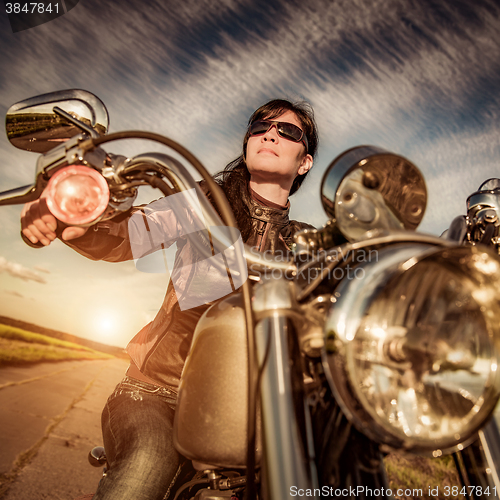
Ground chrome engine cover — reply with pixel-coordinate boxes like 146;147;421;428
173;292;260;467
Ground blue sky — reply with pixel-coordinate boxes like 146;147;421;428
0;0;499;346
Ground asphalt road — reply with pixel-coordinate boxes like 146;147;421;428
0;358;128;500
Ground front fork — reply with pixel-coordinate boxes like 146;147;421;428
454;418;500;499
252;276;392;499
253;277;318;498
255;314;318;498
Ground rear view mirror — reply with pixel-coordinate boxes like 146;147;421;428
6;89;109;153
321;146;427;241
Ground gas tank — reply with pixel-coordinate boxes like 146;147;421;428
173;292;261;467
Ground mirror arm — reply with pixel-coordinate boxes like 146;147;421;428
0;179;45;206
53;106;99;138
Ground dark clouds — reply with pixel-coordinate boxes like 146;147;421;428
1;0;499;231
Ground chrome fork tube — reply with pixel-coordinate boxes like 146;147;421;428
454;419;500;499
255;313;314;499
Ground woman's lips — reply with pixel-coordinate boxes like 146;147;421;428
258;148;278;156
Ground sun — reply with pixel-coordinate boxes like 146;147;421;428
99;317;114;333
93;312;120;339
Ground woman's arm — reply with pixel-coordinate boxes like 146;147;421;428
20;193;192;263
21;196;88;247
20;195;138;262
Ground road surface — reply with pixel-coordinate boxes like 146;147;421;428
0;358;128;500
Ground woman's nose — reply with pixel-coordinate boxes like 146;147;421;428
262;123;279;142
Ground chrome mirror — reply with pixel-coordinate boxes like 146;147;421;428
6;89;109;153
463;178;500;253
467;178;500;216
321;146;427;241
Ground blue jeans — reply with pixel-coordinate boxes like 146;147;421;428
93;376;181;500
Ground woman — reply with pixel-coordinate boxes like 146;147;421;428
20;98;319;499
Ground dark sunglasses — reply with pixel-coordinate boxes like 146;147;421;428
249;120;308;151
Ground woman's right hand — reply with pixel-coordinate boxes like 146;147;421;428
21;196;88;246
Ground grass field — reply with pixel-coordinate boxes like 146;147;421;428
0;324;114;365
385;452;465;500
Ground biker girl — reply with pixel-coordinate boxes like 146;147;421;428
19;98;319;499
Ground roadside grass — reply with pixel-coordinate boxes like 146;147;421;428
0;324;114;365
385;452;465;500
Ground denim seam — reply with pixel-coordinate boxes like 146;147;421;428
162;462;183;500
104;397;117;469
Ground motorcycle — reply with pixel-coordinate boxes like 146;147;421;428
2;89;500;500
443;179;500;499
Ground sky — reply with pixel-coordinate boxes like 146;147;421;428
0;0;499;347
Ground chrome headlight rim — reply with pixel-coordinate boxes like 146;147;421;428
323;243;500;455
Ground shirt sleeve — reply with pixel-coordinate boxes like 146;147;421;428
59;188;208;263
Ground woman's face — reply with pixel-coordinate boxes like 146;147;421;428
245;110;313;187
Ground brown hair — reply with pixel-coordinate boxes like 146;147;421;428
212;99;318;240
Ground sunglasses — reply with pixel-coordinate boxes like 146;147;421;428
248;120;308;151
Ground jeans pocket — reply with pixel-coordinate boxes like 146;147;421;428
120;381;161;395
110;377;178;409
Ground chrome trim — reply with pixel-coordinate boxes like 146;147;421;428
256;315;314;496
478;422;500;490
320;146;427;241
6;89;108;153
323;243;500;453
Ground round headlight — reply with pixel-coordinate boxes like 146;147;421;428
323;243;500;454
